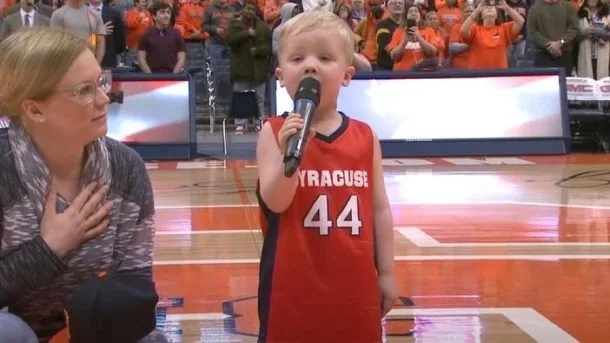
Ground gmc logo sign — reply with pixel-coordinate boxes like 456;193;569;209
568;84;594;93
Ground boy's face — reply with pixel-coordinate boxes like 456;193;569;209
276;28;355;111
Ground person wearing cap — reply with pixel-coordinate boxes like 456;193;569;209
0;28;166;343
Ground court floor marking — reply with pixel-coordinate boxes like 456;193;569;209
389;307;577;343
154;201;610;210
397;227;610;247
158;307;577;342
155;227;610;247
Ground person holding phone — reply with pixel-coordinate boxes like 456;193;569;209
460;0;524;69
387;4;440;70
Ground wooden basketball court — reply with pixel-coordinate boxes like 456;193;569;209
148;154;610;343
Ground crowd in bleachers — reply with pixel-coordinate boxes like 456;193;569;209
0;0;607;131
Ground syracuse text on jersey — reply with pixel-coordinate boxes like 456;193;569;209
297;169;369;188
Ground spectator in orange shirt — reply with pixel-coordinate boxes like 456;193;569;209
460;0;523;69
424;10;448;66
177;0;207;38
448;3;473;68
353;0;386;66
387;5;439;70
126;0;153;48
437;0;462;33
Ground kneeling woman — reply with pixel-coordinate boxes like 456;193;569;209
0;28;165;343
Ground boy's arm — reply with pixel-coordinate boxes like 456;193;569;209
372;131;397;315
257;122;299;213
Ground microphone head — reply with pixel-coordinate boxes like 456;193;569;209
295;77;321;106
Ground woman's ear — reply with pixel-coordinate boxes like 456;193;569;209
21;99;46;124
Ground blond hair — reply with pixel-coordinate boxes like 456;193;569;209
277;11;355;64
0;27;89;121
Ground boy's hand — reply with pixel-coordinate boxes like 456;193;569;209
379;274;398;317
277;113;315;153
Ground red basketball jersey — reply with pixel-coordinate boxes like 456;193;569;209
257;113;382;343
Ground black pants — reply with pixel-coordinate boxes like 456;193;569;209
534;50;574;76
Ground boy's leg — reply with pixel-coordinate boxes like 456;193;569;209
0;311;38;343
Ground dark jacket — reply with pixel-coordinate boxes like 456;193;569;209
226;16;271;84
101;3;126;68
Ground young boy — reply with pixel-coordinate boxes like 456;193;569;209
256;10;397;343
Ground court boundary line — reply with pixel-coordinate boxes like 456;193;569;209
397;227;610;247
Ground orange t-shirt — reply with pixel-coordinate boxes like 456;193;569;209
435;0;465;10
437;6;462;34
387;27;439;71
463;21;516;69
177;3;209;39
126;9;154;48
449;24;470;69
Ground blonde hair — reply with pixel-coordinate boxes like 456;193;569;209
0;27;89;121
277;11;355;64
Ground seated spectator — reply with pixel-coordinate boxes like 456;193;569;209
0;27;165;343
460;0;523;69
448;3;474;68
227;4;271;133
387;5;439;70
375;0;407;70
576;0;610;79
138;1;186;73
0;0;50;40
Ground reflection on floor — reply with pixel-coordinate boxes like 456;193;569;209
149;155;610;342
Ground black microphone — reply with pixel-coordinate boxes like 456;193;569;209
283;77;322;177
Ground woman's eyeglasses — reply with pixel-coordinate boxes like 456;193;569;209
58;70;112;105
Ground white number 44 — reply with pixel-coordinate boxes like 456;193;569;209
303;195;362;236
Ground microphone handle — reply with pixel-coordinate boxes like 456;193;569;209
283;99;316;177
